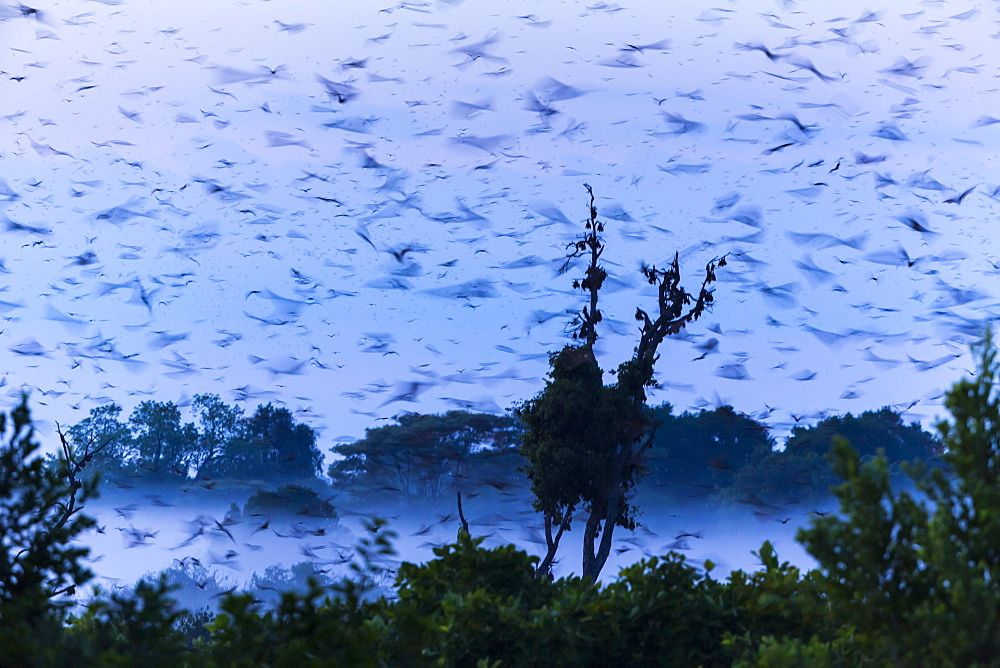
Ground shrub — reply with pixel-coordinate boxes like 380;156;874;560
243;484;336;519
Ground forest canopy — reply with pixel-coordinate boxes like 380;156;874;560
66;395;323;482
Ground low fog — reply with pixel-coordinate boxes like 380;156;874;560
72;476;830;614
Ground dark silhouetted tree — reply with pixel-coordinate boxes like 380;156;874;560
189;393;243;479
330;411;522;502
1;394;100;662
783;406;941;463
795;330;1000;663
729;406;941;507
643;403;774;496
129;400;196;477
66;402;132;479
516;185;726;580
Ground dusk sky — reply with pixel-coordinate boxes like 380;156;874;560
0;0;996;455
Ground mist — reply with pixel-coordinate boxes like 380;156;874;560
72;475;830;614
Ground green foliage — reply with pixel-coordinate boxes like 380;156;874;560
243;484;336;519
795;331;1000;664
330;410;523;502
0;393;97;664
722;542;847;665
592;554;733;666
66;403;132;480
200;582;384;667
396;531;550;614
386;535;813;667
516;345;642;530
643;403;774;496
729;406;941;507
66;577;190;665
220;403;322;480
387;530;561;664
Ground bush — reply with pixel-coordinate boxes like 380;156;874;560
243;484;336;519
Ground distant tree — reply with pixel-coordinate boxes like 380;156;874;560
128;400;196;477
783;406;942;463
643;403;773;496
726;448;837;509
464;437;527;496
66;403;133;479
728;406;941;507
243;484;336;519
189;394;243;479
516;186;727;580
330;411;522;502
221;403;322;480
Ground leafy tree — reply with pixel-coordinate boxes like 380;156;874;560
725;447;836;509
792;330;1000;664
0;394;99;663
66;403;132;479
330;411;523;502
386;530;563;664
643;403;774;496
129;400;196;477
516;185;727;580
221;403;322;480
190;393;243;479
784;406;941;463
728;406;941;507
65;577;190;665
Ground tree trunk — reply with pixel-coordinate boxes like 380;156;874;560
587;505;617;580
537;508;571;577
583;424;659;581
582;497;607;580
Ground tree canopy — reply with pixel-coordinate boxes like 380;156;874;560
783;406;942;462
643;403;774;497
329;410;523;502
67;396;323;483
727;406;942;507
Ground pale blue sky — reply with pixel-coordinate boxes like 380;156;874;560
0;0;995;453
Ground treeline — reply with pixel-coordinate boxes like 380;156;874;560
328;410;525;503
646;403;942;506
67;395;323;482
324;403;942;507
68;390;942;512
